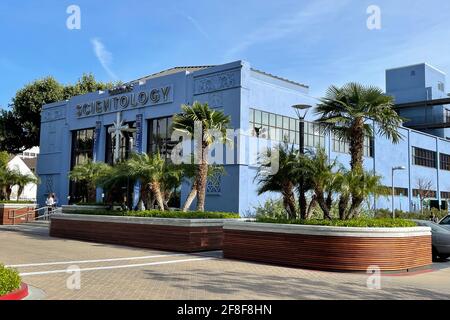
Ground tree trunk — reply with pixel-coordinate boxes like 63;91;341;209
298;184;307;219
306;195;317;219
150;181;165;211
316;189;332;220
282;181;297;219
196;145;209;212
349;117;365;171
347;197;364;219
17;186;24;201
338;194;349;220
348;117;365;218
182;181;198;212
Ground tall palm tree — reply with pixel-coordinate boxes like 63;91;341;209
68;159;111;203
256;142;298;219
172;102;230;212
316;83;403;214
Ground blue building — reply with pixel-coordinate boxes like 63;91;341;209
37;61;450;215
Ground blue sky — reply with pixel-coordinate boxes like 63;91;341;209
1;0;450;108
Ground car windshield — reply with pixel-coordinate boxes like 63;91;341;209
414;220;450;233
440;216;450;225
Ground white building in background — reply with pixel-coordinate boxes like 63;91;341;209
19;146;40;159
7;153;38;202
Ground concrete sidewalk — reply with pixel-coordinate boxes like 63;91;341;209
1;224;449;300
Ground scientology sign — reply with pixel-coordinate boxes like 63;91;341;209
76;84;173;118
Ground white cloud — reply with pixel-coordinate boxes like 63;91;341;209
90;38;118;80
184;15;210;40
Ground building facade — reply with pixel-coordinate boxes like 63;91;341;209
37;60;450;215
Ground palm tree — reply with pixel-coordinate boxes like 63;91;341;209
11;171;39;201
335;168;386;219
68;159;111;203
0;166;16;200
125;153;185;211
172;102;230;211
297;149;339;220
180;163;225;212
256;142;298;219
316;83;403;214
124;153;169;211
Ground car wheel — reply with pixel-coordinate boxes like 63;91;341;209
432;247;439;261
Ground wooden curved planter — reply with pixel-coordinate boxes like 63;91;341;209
0;283;29;300
223;222;432;272
50;214;237;252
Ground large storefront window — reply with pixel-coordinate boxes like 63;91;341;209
69;128;95;203
105;122;137;165
147;117;177;159
249;108;325;148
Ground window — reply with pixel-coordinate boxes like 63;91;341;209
438;81;445;92
332;135;374;158
249;108;325;148
441;191;450;199
412;147;437;168
411;70;416;76
440;153;450;171
70;128;95;203
381;187;408;196
413;189;437;198
147;116;178;160
105;122;136;165
71;128;95;168
445;109;450;123
441;215;450;225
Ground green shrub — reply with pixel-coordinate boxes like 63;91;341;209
374;208;448;220
0;200;35;204
67;209;240;219
0;264;21;296
255;217;417;228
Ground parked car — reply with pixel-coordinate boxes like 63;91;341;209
439;215;450;231
412;220;450;260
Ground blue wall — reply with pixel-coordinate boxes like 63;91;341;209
38;60;450;215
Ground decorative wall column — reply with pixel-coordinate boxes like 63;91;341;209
93;121;104;203
132;114;144;209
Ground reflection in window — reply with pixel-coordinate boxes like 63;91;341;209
105;122;137;165
148;117;178;159
249;108;325;148
70;128;95;203
332;135;374;158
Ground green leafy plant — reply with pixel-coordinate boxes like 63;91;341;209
172;102;231;212
316;83;404;215
255;217;417;228
67;209;239;219
0;264;21;296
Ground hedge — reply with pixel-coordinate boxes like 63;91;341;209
255;217;418;228
66;209;240;219
0;200;35;204
0;264;21;296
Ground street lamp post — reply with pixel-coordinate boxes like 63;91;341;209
391;166;406;219
292;104;312;218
